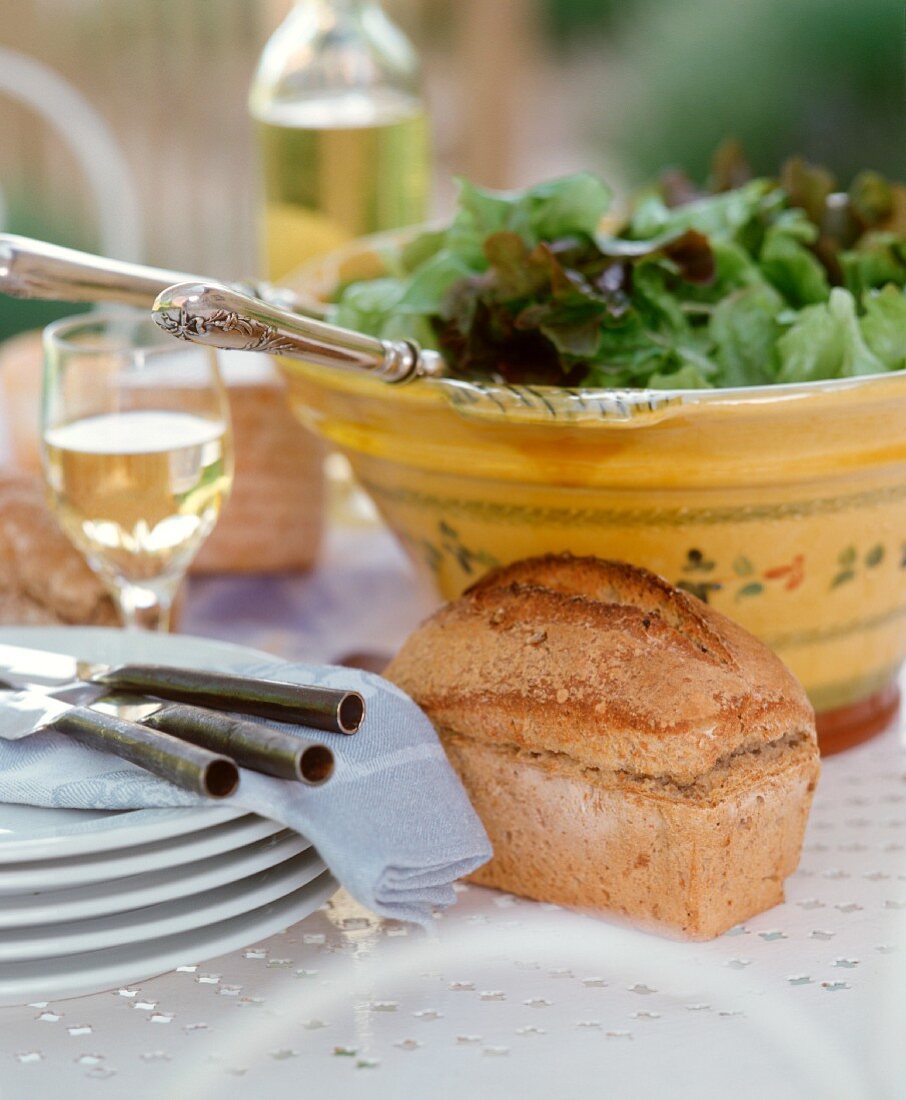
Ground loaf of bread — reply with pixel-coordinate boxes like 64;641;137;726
0;473;119;626
386;554;820;940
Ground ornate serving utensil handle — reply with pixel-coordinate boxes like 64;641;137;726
153;282;447;385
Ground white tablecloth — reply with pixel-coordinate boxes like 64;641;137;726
1;525;904;1099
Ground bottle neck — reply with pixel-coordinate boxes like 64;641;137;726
252;0;421;116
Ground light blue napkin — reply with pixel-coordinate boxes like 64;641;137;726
0;659;492;926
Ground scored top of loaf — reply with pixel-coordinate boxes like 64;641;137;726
385;554;817;785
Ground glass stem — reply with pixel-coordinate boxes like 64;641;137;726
114;580;178;633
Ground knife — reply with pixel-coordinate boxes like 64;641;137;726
0;688;239;799
0;678;334;787
0;642;364;734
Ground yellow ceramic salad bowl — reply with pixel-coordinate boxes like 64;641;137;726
281;234;906;753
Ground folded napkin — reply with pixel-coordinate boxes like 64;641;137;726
0;658;492;926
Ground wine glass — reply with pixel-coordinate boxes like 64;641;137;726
41;311;233;631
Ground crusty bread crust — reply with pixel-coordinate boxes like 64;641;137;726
387;554;816;785
385;554;820;939
445;732;818;940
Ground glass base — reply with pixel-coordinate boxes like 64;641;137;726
816;683;901;756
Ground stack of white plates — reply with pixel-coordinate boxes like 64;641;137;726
0;627;338;1007
0;802;335;1006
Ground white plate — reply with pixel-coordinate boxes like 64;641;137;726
0;830;312;929
0;814;285;895
0;870;338;1006
0;802;245;863
0;846;327;961
0;625;278;863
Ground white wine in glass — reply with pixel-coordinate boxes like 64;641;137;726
42;313;233;631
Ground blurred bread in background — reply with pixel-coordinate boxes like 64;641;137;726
190;354;325;575
0;472;118;625
0;333;324;575
0;331;43;476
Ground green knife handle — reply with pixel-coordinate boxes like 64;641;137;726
95;664;364;734
47;705;239;799
141;703;334;785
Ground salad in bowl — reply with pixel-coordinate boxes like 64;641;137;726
331;144;906;390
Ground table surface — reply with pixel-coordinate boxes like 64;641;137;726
1;524;905;1100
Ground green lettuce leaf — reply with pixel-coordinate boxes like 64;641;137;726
455;180;518;237
710;283;784;386
631;261;690;335
447;174;612;264
525;175;614;239
839;232;906;298
758;209;831;306
333;277;406;336
679;239;767;306
396;251;475;314
833;289;888;377
400;228;448;273
860;285;906;370
629;179;774;242
596;227;715;285
375;312;438;349
777;288;886;382
647;357;717;390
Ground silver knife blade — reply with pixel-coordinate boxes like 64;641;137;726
0;642;97;688
8;677;165;721
0;689;87;740
0;646;182;714
0;688;168;739
0;661;169;723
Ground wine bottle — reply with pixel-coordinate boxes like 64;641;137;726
250;0;430;282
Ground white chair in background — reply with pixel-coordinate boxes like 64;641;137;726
0;47;145;465
0;46;143;262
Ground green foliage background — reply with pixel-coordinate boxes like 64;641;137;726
544;0;904;184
